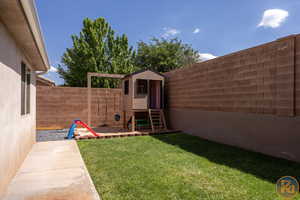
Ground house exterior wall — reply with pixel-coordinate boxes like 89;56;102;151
0;0;49;71
0;22;37;196
165;34;300;163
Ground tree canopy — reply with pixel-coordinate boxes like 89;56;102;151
58;18;201;87
134;37;200;73
58;18;136;88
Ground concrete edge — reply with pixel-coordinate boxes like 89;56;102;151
74;141;101;200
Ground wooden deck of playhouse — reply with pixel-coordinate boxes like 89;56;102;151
74;127;180;140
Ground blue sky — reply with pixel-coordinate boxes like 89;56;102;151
36;0;300;85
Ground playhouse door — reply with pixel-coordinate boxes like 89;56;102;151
150;80;161;109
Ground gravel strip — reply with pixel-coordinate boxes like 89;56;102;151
36;129;70;142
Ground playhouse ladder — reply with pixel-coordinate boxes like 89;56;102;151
149;109;167;132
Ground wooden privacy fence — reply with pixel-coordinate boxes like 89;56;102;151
37;86;123;129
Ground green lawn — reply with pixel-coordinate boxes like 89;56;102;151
77;133;300;200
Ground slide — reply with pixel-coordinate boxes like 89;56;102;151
67;119;99;139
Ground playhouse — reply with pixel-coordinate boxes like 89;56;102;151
122;70;167;132
87;69;167;132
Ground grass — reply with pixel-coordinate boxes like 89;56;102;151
77;133;300;200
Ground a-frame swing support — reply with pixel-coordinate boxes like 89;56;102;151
87;72;125;127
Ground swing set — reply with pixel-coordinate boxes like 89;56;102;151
68;70;169;139
67;73;125;139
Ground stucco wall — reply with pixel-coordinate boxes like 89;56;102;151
0;21;36;196
165;34;300;163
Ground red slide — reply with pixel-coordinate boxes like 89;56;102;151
75;120;100;137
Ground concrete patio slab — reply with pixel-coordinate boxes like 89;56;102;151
1;140;100;200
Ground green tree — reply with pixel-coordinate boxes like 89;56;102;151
135;37;200;73
58;18;136;88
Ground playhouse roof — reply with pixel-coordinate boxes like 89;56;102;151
123;69;165;79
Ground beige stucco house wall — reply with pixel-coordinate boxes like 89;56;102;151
0;0;49;196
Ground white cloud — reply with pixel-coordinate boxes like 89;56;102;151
162;27;180;38
193;28;200;34
198;53;217;61
49;66;58;73
258;9;289;28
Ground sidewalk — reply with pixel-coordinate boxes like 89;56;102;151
2;140;100;200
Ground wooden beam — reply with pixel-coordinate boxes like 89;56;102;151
161;80;165;109
87;72;125;127
149;109;155;132
147;80;150;108
87;74;92;126
132;112;135;132
123;111;126;129
87;72;125;79
160;109;167;130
